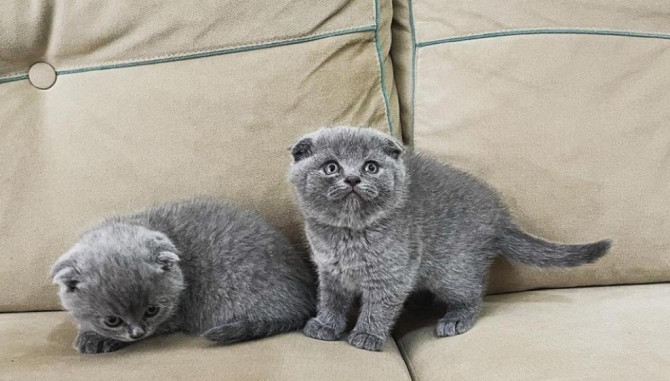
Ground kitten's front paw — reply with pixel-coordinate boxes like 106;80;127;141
303;318;343;341
74;332;126;354
347;331;385;351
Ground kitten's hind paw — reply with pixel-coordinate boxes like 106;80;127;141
203;321;250;345
436;312;476;337
303;318;343;341
74;332;126;354
347;331;385;351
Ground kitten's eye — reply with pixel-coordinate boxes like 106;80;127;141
104;316;123;328
323;161;340;175
144;306;160;318
363;161;379;174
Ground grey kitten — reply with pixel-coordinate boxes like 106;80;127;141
289;127;611;351
51;198;315;354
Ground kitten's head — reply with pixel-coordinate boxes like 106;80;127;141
51;223;185;342
289;127;408;229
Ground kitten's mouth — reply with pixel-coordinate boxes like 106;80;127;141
327;187;361;201
327;185;377;202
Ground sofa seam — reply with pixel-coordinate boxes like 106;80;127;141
0;24;376;84
373;0;394;136
396;337;419;381
417;27;670;47
9;282;668;314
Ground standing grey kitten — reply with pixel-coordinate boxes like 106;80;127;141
51;198;315;354
289;127;611;351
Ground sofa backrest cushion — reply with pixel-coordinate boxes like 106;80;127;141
0;0;399;311
392;0;670;293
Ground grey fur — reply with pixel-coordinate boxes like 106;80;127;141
52;199;315;354
289;126;611;351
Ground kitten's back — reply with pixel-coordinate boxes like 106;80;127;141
404;153;509;236
124;198;315;336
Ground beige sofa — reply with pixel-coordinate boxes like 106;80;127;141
1;1;669;380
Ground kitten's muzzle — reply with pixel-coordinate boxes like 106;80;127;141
129;326;146;340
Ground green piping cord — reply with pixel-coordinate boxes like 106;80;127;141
408;0;417;145
0;73;29;84
373;0;394;135
417;28;670;47
0;25;376;84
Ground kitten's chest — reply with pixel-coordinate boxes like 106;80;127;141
307;227;386;290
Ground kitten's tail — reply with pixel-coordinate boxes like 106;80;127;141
202;316;307;345
497;226;612;267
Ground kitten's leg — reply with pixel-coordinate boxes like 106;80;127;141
404;290;435;311
432;285;483;337
348;287;410;351
303;272;353;341
73;331;128;354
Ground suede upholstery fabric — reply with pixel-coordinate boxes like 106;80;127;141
0;0;399;312
394;284;670;381
0;311;411;381
391;0;670;294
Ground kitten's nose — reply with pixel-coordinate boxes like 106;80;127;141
129;327;145;339
344;176;361;187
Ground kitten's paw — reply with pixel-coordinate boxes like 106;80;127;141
303;318;343;341
436;312;476;337
203;321;250;345
347;331;385;351
74;332;126;354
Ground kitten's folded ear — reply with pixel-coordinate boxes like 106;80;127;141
289;137;314;162
147;233;180;271
51;254;81;292
383;137;405;160
155;251;179;271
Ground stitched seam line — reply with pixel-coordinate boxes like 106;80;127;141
417;28;670;47
0;24;376;84
373;0;394;135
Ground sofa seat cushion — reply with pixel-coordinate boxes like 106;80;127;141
394;283;670;380
0;311;411;381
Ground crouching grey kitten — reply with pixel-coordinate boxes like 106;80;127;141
289;127;611;351
51;199;315;354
